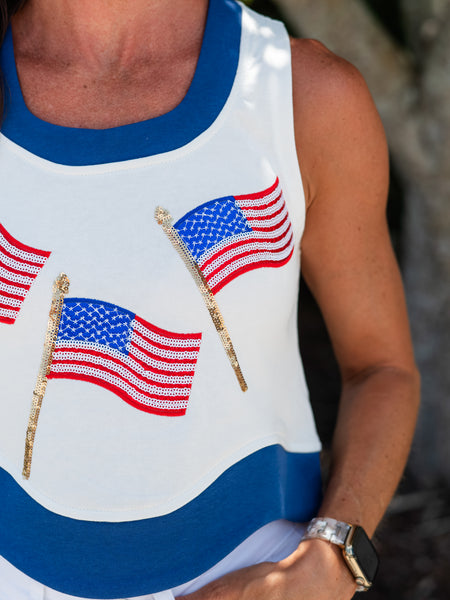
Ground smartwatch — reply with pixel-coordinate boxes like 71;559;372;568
302;517;379;592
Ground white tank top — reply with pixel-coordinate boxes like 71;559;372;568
0;0;321;596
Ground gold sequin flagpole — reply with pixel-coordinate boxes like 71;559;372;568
23;273;70;480
155;207;247;392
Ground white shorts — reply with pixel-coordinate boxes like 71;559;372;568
0;520;305;600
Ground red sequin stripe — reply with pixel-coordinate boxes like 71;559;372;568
0;223;51;258
234;177;280;201
133;315;202;342
211;247;295;295
48;373;189;417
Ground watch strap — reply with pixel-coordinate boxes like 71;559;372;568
303;517;351;546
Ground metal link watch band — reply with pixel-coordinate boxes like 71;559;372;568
303;517;351;546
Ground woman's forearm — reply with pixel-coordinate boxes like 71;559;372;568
317;365;420;536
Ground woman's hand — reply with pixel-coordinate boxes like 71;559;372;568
175;539;357;600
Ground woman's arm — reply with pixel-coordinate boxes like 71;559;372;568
292;38;420;536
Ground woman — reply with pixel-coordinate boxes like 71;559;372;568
0;0;420;599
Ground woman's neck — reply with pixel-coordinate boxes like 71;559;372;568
11;0;208;73
9;0;210;128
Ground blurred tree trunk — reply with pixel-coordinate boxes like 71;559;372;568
272;0;450;486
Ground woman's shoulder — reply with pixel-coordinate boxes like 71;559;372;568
290;37;370;103
289;37;387;209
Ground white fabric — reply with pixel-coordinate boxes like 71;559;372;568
0;2;320;523
0;520;305;599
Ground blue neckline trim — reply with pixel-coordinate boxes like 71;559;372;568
0;0;242;166
0;446;322;598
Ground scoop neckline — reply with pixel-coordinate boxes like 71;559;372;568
0;0;242;166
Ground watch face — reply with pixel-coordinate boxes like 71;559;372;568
349;526;379;583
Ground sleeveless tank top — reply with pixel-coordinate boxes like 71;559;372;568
0;0;322;596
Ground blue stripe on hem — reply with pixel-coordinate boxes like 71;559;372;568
0;0;242;166
0;445;322;598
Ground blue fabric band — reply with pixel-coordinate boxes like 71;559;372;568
0;445;321;598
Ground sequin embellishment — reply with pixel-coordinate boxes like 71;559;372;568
47;299;202;414
155;208;248;392
172;178;293;294
0;223;51;324
23;276;202;478
23;273;69;479
155;178;294;392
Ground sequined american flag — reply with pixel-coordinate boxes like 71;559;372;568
47;298;202;416
0;223;51;324
173;178;294;294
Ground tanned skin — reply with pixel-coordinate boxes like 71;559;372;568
11;2;420;599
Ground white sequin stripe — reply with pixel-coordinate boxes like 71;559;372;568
0;280;27;296
130;330;201;361
0;232;48;264
0;306;18;319
0;249;43;275
0;295;23;308
244;204;289;230
237;194;284;218
0;266;34;286
52;349;195;385
200;235;293;277
132;319;201;349
55;340;198;372
130;346;196;379
207;246;294;290
198;231;254;265
239;196;285;219
249;218;292;240
50;363;192;404
235;182;283;207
